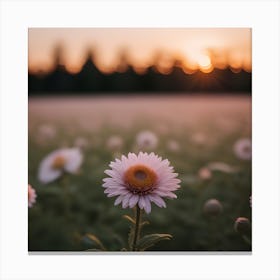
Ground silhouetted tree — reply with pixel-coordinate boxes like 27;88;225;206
28;46;251;95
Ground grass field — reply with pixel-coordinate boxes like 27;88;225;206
28;94;252;251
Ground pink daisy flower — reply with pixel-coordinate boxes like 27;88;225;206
102;152;181;214
28;184;37;208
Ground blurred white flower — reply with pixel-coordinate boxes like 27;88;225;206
198;167;212;180
136;131;158;150
203;199;223;217
207;162;238;173
167;140;180;152
28;184;37;208
74;137;89;149
38;148;83;184
234;138;251;160
106;135;123;151
103;152;180;214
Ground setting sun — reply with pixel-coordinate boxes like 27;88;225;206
197;55;211;68
197;54;213;73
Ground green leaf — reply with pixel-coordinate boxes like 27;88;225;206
136;234;172;251
123;215;135;224
85;233;106;251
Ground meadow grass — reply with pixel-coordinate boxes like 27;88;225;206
28;95;251;251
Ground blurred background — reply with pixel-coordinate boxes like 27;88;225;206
28;28;251;251
29;28;251;93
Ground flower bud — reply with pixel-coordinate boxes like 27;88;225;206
203;199;223;217
234;217;251;235
198;167;212;180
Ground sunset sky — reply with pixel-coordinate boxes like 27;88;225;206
28;28;251;74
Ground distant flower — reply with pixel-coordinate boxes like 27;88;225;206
249;195;252;207
207;162;238;173
38;124;57;140
74;137;89;149
203;199;223;217
106;135;123;151
198;167;212;180
191;132;206;145
38;148;83;184
103;152;180;214
28;184;37;207
167;140;180;152
136;131;158;150
234;217;251;235
234;138;252;160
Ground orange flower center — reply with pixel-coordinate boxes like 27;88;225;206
52;155;66;170
124;164;157;193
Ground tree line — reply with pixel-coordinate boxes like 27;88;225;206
29;51;251;95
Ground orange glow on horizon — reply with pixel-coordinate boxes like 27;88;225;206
28;28;252;74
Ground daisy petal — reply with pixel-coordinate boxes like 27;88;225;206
143;196;152;214
129;195;139;208
114;195;124;206
149;195;166;208
138;196;146;209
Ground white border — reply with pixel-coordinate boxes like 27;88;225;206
0;0;279;279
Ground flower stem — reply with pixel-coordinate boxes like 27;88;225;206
60;175;71;220
132;206;142;251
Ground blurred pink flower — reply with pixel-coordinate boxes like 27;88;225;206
234;138;251;160
28;184;37;208
103;152;180;214
167;140;180;152
198;167;212;180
